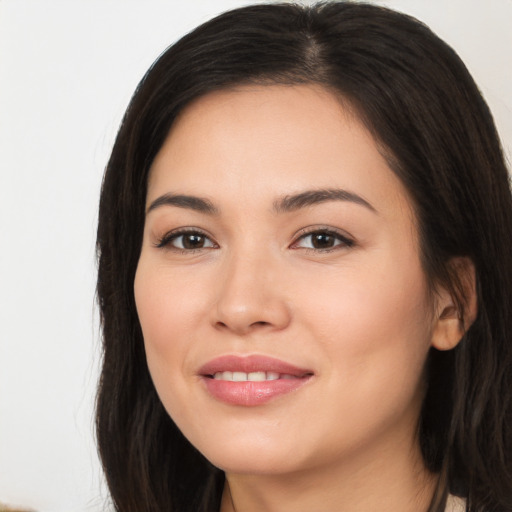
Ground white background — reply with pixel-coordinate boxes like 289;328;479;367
0;1;510;511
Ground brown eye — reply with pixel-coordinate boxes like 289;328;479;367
294;229;354;251
181;233;207;249
157;230;215;250
311;232;337;249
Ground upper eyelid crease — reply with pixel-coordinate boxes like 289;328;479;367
146;188;376;216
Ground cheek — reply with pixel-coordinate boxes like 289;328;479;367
278;258;433;464
134;257;210;347
134;260;198;402
301;254;430;339
297;252;433;407
134;255;228;434
322;276;430;351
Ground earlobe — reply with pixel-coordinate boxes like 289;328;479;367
430;258;478;351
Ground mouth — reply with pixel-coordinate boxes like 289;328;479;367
211;371;306;381
198;355;314;406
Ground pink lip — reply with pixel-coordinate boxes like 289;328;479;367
198;355;313;407
199;354;311;376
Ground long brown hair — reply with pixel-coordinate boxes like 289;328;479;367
96;3;512;511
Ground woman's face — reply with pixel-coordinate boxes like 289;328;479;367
134;84;438;476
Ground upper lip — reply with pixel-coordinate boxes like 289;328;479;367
198;354;313;377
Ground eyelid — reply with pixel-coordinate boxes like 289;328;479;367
154;227;218;250
290;226;355;251
152;225;354;252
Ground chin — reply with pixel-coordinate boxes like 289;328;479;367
190;430;307;476
208;451;302;476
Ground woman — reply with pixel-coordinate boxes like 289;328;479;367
96;2;512;511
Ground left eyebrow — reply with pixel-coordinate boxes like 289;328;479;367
273;188;377;214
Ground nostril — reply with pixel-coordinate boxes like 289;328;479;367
214;319;271;333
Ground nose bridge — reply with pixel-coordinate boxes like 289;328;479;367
212;240;290;334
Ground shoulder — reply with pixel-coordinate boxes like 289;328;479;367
445;494;466;512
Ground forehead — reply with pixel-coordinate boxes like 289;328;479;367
147;84;414;224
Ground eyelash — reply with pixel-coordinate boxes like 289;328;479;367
154;228;216;253
154;227;355;254
292;227;355;253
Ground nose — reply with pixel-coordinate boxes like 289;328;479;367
211;249;292;336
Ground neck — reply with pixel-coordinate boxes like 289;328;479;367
220;437;437;512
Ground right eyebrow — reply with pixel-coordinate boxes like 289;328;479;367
146;193;219;215
273;188;377;214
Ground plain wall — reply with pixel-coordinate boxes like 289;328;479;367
0;1;510;511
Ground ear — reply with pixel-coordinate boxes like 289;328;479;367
430;257;478;351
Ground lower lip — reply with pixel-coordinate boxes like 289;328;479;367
201;376;312;406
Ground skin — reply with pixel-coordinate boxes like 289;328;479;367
134;84;466;511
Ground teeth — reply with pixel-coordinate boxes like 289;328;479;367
248;371;266;381
214;371;232;380
212;371;296;381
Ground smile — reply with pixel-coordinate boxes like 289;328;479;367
212;371;301;381
199;355;313;406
